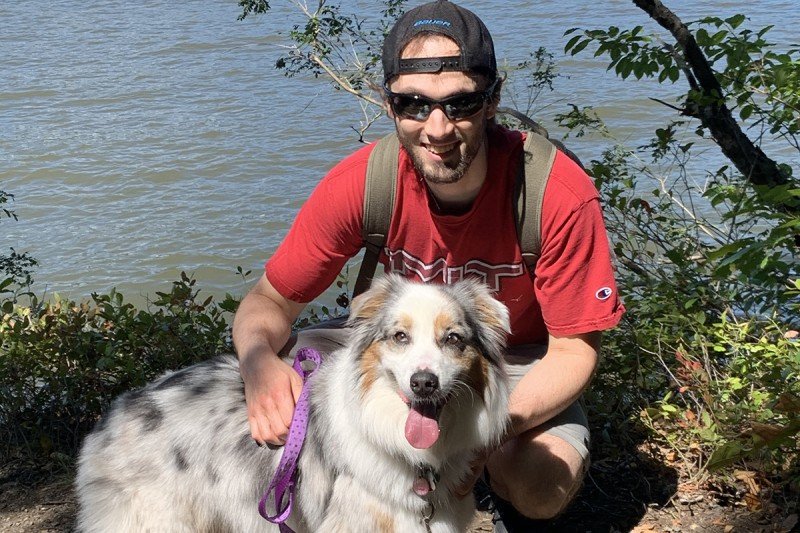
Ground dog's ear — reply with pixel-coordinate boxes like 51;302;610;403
349;275;395;324
448;279;510;363
347;275;403;350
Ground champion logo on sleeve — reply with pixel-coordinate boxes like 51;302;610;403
595;287;613;301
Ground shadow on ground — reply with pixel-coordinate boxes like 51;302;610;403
548;444;679;531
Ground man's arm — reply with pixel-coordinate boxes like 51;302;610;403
232;273;307;446
507;331;600;438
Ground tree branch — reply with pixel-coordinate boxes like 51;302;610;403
308;53;383;107
648;97;685;113
496;106;549;136
631;0;794;197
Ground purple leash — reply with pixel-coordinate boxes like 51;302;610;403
258;347;322;533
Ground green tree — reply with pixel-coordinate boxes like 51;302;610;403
562;0;798;477
565;1;798;197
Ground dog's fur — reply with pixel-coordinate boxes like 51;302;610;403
76;275;511;532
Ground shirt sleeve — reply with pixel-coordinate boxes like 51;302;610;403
265;145;373;303
534;153;625;336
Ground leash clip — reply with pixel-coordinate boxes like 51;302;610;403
421;501;436;532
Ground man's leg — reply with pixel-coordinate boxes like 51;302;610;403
485;350;591;521
486;418;588;519
279;316;351;360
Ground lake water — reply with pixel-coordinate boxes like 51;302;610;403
2;0;798;308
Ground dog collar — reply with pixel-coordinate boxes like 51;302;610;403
258;347;322;533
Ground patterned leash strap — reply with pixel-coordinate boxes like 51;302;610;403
258;347;322;533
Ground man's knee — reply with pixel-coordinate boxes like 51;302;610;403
488;432;588;520
505;469;584;520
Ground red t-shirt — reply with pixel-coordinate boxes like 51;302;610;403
266;127;624;345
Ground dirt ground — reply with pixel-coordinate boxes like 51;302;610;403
1;447;797;533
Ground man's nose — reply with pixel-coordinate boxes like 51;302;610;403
423;106;455;139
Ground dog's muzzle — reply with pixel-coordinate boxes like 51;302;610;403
403;371;448;450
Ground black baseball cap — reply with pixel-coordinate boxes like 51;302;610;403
382;0;497;84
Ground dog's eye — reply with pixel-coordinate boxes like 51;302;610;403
445;333;462;345
393;331;409;344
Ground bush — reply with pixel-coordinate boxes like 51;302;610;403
577;109;799;486
639;317;799;472
0;272;238;460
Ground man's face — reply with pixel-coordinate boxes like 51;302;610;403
386;37;496;185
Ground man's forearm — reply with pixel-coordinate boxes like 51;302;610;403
506;333;600;438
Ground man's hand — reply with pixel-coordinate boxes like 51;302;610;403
232;273;308;447
454;448;492;499
240;353;304;446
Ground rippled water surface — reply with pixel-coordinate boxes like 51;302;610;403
2;0;797;305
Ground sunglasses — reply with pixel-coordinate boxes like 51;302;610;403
384;78;499;121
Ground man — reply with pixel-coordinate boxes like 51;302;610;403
232;0;624;529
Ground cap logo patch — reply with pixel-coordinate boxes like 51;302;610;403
414;19;452;28
595;287;613;301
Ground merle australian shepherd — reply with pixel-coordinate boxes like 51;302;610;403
76;275;511;532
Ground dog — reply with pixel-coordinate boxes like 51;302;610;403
76;275;511;532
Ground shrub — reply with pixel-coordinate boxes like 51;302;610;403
0;272;238;459
639;316;799;474
580;115;799;485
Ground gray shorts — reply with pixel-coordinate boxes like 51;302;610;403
280;318;590;461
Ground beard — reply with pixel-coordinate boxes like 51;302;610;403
395;126;486;185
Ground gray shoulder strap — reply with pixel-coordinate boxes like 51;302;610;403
353;133;399;298
515;131;557;271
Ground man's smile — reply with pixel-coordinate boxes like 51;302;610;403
423;141;458;156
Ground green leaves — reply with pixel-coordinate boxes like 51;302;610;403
565;13;800;146
709;418;800;471
237;0;270;21
0;273;236;459
1;190;19;222
0;191;38;304
256;0;394;101
565;25;672;81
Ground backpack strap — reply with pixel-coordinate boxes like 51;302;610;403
353;133;399;298
514;131;558;272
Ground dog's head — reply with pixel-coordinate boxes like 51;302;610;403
346;275;510;453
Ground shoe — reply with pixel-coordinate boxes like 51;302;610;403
492;494;540;532
473;476;495;513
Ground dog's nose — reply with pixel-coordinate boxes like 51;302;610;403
410;371;439;397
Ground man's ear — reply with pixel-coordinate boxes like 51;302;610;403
485;77;503;120
486;101;497;121
371;79;395;119
384;99;396;119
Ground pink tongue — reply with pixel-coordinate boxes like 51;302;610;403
405;403;440;449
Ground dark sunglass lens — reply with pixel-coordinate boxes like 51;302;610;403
443;93;485;119
393;95;431;120
388;86;491;121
